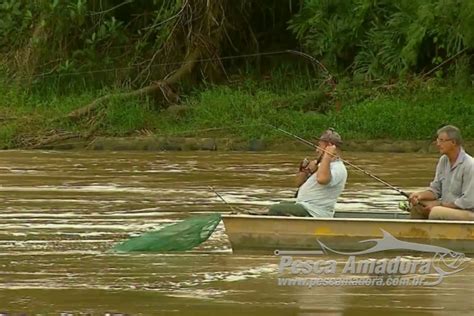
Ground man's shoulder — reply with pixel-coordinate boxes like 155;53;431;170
464;151;474;161
331;160;348;180
455;151;474;175
436;155;449;169
463;153;474;168
332;159;347;169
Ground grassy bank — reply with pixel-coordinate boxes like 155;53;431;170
0;77;473;149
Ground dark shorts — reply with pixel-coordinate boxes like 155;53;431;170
268;202;310;217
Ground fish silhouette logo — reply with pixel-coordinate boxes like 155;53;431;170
317;229;470;285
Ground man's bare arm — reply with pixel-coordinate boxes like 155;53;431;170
316;154;331;185
295;170;310;187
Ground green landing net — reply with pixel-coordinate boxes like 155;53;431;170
112;213;222;252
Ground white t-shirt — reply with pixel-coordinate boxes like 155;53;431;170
296;159;347;217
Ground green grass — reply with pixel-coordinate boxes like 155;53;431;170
158;84;474;141
0;74;473;149
328;89;474;139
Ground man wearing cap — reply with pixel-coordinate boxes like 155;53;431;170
268;128;348;218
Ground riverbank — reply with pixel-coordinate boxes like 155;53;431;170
1;80;473;150
37;136;474;153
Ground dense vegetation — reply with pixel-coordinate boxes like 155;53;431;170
0;0;473;148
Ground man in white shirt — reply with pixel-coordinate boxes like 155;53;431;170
269;128;348;218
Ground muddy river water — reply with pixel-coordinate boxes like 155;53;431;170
0;150;472;315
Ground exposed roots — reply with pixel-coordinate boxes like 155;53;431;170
67;0;231;121
67;49;200;120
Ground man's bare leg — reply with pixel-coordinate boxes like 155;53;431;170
429;206;474;220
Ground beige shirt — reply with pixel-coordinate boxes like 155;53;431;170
429;148;474;210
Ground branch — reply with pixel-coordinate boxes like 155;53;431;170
67;49;201;120
422;47;469;79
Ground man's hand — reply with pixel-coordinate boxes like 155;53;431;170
306;159;319;173
323;144;337;158
409;192;423;205
296;158;316;187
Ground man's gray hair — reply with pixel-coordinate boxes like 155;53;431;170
437;125;463;145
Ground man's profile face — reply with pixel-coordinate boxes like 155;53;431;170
435;132;456;154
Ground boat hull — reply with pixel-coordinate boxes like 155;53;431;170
222;213;474;255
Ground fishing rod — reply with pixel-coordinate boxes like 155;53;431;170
208;186;268;214
208;186;247;213
270;125;410;198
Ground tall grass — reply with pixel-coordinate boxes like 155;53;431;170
0;70;473;149
165;84;474;141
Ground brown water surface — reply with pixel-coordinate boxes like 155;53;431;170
0;150;472;315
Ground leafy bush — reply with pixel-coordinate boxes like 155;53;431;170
289;0;474;80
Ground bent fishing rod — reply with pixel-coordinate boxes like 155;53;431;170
208;186;247;213
270;125;410;198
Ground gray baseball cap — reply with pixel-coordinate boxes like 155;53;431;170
318;128;342;145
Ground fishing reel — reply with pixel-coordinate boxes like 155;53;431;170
299;157;310;171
